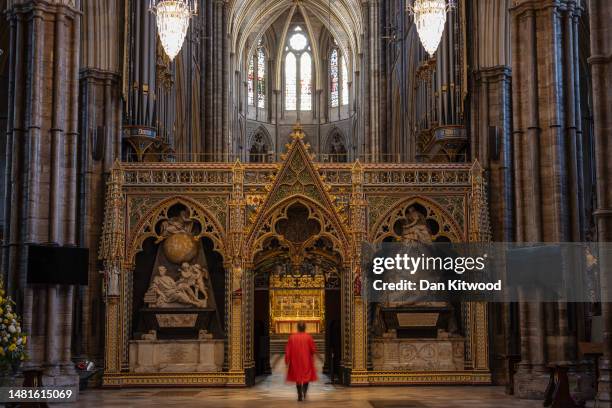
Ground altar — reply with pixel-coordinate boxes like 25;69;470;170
273;318;321;334
270;288;324;334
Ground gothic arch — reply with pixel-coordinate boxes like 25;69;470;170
231;0;362;75
369;196;464;243
323;127;349;162
280;6;321;90
246;29;276;65
248;126;273;162
126;196;226;267
245;195;350;268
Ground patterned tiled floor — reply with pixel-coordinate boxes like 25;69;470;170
67;355;542;408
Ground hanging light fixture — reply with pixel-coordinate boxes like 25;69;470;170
149;0;198;60
407;0;454;57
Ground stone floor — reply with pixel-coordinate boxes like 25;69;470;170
67;355;541;408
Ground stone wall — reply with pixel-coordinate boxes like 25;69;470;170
2;0;81;386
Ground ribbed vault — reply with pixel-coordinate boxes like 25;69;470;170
229;0;363;82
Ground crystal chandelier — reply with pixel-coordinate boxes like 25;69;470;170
407;0;454;57
149;0;198;60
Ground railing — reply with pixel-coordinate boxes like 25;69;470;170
119;163;473;189
362;168;471;186
122;152;469;163
122;168;234;186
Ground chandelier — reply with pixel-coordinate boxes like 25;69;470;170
407;0;454;57
149;0;198;60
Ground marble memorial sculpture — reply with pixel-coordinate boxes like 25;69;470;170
157;210;198;264
145;264;209;308
401;205;433;244
371;204;464;371
400;205;459;333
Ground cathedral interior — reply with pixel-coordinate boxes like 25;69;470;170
0;0;611;406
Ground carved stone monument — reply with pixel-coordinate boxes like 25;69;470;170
129;336;224;373
144;263;209;309
371;335;465;371
129;205;224;374
402;205;433;244
372;204;465;372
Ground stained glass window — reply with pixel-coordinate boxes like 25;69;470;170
289;33;308;51
257;48;266;108
248;57;255;106
341;56;349;106
300;53;312;111
330;49;339;108
285;52;297;110
284;27;312;111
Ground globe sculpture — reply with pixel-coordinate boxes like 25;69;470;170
163;232;198;264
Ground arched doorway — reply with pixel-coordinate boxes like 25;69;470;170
250;201;345;381
249;127;273;163
324;128;348;162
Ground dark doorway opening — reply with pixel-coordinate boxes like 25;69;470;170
254;286;271;376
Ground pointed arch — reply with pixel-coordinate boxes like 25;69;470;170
369;196;465;243
231;0;362;88
126;196;227;267
246;195;350;267
323;127;348;162
244;126;351;266
248;126;273;162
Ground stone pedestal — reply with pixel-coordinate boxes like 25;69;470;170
371;337;465;371
513;365;551;399
128;339;224;373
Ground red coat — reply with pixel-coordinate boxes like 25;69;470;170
285;332;318;383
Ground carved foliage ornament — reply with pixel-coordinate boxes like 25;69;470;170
370;197;463;243
250;200;346;268
246;124;350;266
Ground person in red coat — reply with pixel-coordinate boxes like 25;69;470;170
285;321;318;401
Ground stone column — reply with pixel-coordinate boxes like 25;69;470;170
274;90;281;159
368;0;381;161
360;5;370;160
2;0;80;387
0;20;8;243
99;162;125;381
471;67;513;242
469;0;513;385
212;0;223;159
589;1;612;406
222;2;230;159
79;0;123;360
510;0;587;398
228;161;246;382
353;64;362;158
350;162;367;379
202;0;213;158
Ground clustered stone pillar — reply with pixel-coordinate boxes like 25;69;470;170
197;0;229;161
469;1;514;383
510;0;588;399
78;0;123;361
367;0;381;161
471;67;513;242
2;0;81;386
0;25;8;238
469;0;513;242
589;1;612;406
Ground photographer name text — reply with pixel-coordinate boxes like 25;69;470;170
372;279;503;292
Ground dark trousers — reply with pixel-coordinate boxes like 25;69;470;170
296;382;309;400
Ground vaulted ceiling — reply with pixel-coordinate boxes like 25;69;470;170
228;0;363;73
